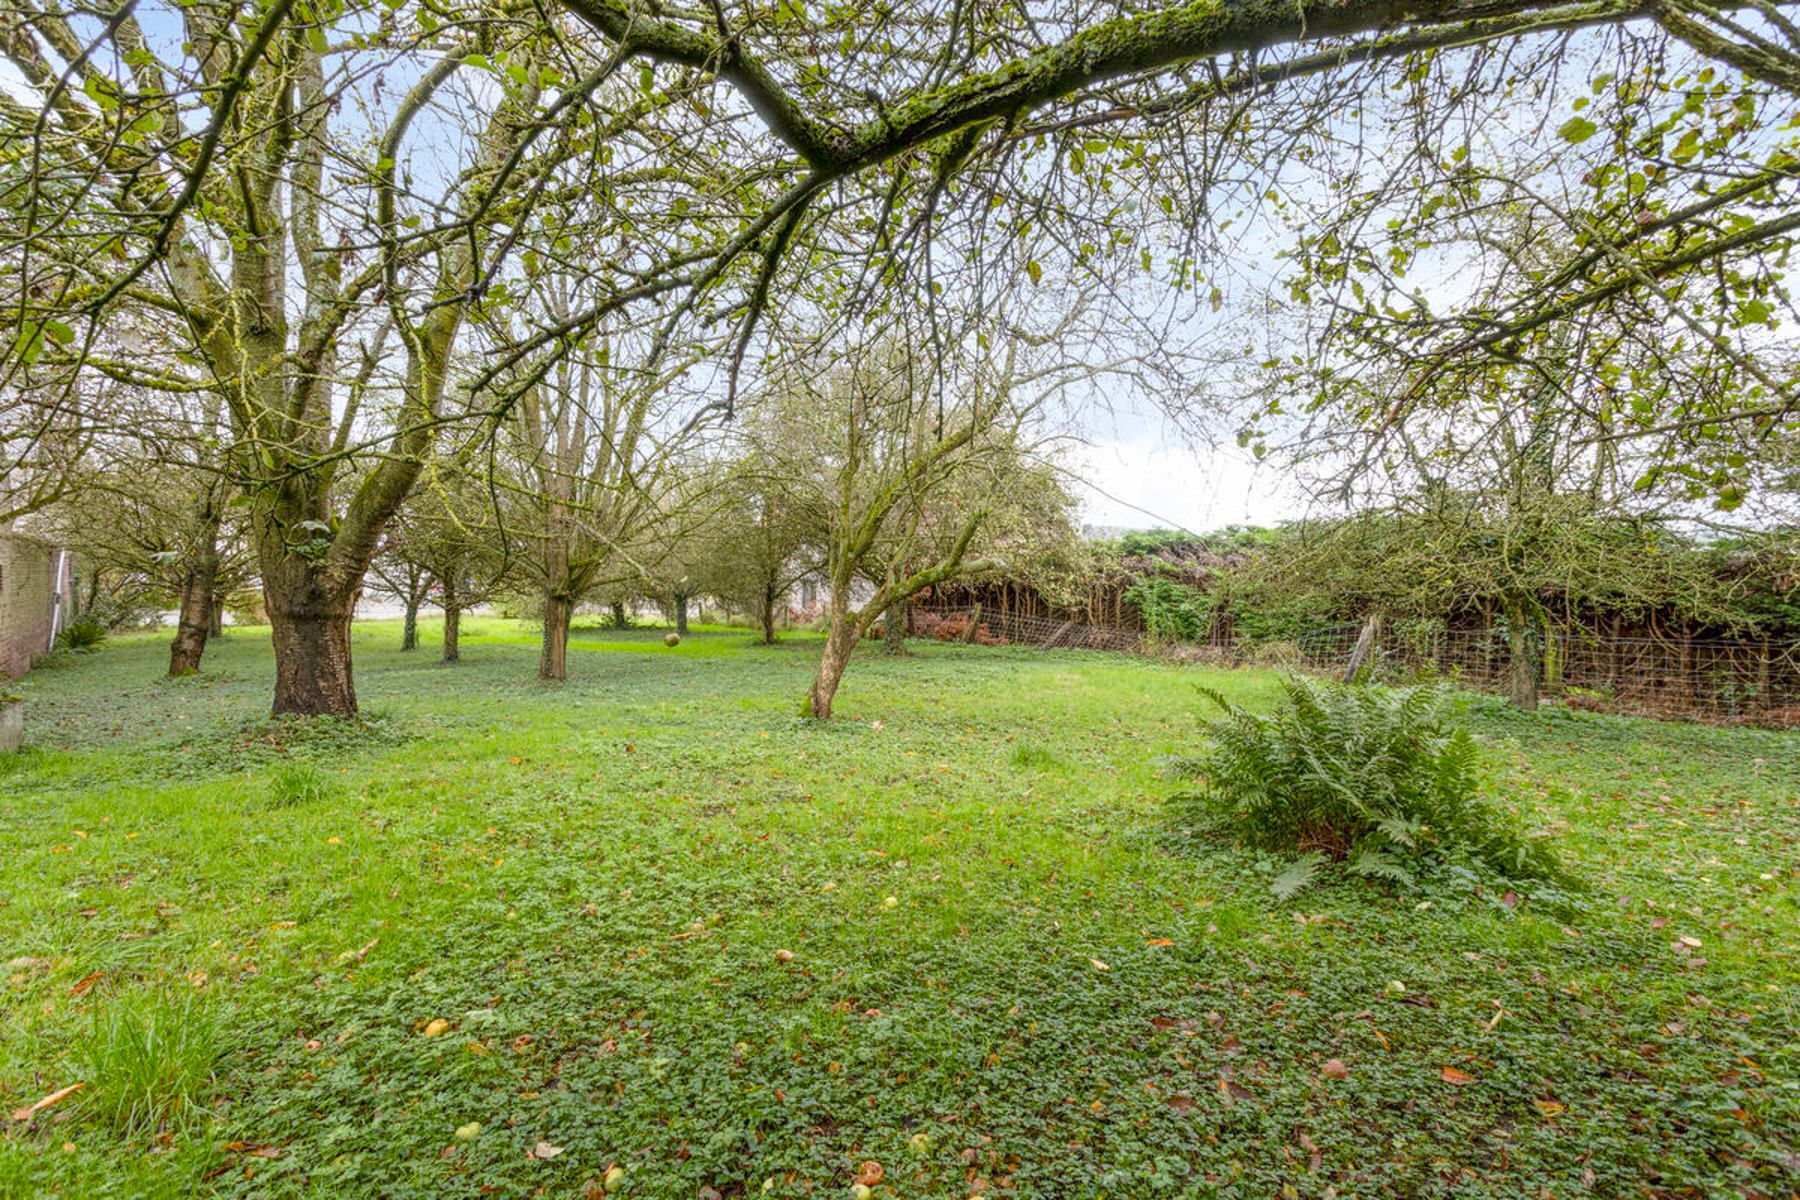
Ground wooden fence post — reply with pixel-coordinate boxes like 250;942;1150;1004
1343;614;1381;683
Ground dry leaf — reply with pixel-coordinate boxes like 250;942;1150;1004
421;1018;451;1038
1440;1066;1475;1086
10;1082;85;1123
1089;958;1109;972
1534;1099;1566;1117
1144;938;1173;947
530;1140;563;1159
69;971;103;996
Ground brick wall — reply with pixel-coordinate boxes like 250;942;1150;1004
0;534;59;679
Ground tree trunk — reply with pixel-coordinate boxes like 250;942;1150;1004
675;592;689;635
541;594;572;681
883;601;906;656
1504;597;1540;712
167;517;223;676
442;576;462;663
267;586;358;716
167;565;217;677
610;601;628;629
807;610;859;718
208;594;224;638
401;599;420;651
761;580;777;644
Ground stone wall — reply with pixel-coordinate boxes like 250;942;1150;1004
0;534;61;679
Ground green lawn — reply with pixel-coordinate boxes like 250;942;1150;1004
1;619;1795;1198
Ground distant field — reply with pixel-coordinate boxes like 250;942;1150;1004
1;619;1795;1198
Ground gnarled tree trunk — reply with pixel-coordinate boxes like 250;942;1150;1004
267;579;359;716
401;599;420;651
807;613;859;719
610;600;628;629
168;566;218;676
167;519;222;677
541;593;573;681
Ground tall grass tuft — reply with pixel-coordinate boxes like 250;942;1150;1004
75;989;219;1136
1171;675;1569;899
267;761;334;807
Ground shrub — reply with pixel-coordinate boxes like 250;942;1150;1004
75;989;219;1136
1123;576;1212;643
1172;675;1568;899
268;762;334;807
57;615;109;651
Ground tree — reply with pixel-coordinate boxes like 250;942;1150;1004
745;327;1064;718
501;287;703;680
369;458;513;661
2;4;569;715
10;0;1800;725
688;449;820;644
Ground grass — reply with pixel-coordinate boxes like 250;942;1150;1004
74;988;219;1138
0;615;1794;1198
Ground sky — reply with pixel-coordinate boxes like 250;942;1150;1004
1073;436;1308;533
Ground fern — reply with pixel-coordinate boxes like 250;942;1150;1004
1170;674;1570;898
1270;852;1327;900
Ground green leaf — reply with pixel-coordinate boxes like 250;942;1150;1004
1558;117;1598;144
1026;261;1043;286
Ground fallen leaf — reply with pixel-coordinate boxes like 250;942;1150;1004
10;1082;85;1123
421;1018;451;1038
1089;958;1110;972
1534;1099;1566;1117
222;1142;280;1159
1144;938;1173;947
337;938;379;963
69;971;103;996
1440;1066;1475;1086
530;1140;563;1160
454;1122;481;1140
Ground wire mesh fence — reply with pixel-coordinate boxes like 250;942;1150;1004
907;604;1147;652
1294;622;1800;727
909;604;1800;729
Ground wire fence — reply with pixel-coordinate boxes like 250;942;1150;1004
908;604;1800;729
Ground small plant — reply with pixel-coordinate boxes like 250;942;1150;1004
1171;675;1568;899
57;615;109;652
268;761;334;807
1010;743;1061;771
75;989;219;1137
